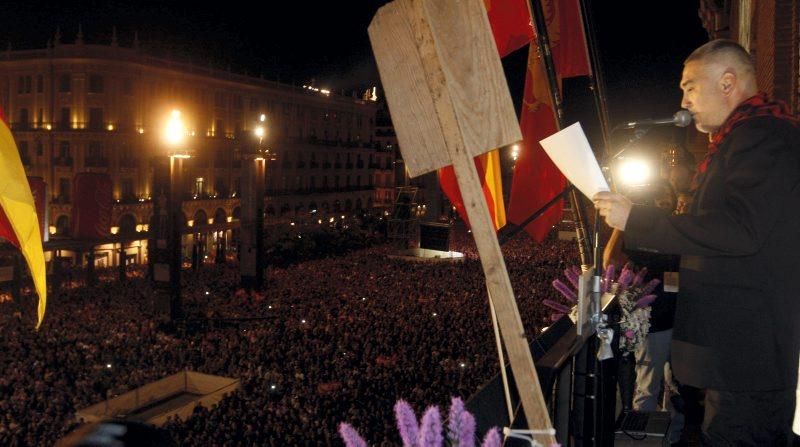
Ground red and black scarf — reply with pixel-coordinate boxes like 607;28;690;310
690;92;799;192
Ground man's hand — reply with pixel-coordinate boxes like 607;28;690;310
593;191;633;231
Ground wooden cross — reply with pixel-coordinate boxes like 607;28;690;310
369;0;555;442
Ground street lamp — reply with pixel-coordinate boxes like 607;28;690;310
240;115;269;289
163;109;190;320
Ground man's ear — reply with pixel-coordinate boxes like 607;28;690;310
720;71;736;96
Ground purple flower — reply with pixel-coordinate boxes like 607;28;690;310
564;268;580;290
339;423;368;447
481;427;502;447
447;397;476;447
418;406;443;447
543;299;571;314
624;330;635;339
641;278;660;295
394;400;419;447
635;294;657;308
446;397;476;447
552;279;577;303
550;312;564;322
617;268;634;290
632;267;648;286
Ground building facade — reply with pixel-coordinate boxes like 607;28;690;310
0;36;393;244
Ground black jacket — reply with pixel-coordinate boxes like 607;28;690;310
624;116;800;391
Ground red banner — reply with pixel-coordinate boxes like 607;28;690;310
507;0;591;242
71;173;113;240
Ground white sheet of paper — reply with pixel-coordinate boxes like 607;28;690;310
539;122;609;200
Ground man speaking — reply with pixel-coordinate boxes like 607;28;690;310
594;39;799;445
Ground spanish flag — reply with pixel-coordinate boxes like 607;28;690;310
0;108;47;328
438;0;534;231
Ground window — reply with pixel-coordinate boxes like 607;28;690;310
59;74;71;93
88;75;104;93
37;109;43;127
18;141;29;162
36;75;43;93
58;141;71;158
17;76;31;94
121;179;134;201
233;95;243;109
88;108;104;130
35;140;43;156
59;179;71;202
17;109;29;129
59;108;71;130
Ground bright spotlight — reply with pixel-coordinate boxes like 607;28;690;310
164;110;186;146
617;158;651;186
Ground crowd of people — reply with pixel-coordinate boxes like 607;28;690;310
0;225;580;446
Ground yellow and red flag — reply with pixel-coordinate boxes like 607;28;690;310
0;107;47;328
508;0;591;242
438;0;535;231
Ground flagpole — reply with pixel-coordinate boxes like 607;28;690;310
579;0;613;157
527;0;593;269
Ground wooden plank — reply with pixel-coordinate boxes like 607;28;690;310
368;0;520;178
369;0;554;442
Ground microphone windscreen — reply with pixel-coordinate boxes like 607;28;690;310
674;110;693;127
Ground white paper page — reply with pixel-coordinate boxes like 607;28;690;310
539;122;609;200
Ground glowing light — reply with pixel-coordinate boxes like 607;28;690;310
301;319;306;324
207;218;214;225
107;124;114;131
45;124;52;130
136;224;143;232
290;222;295;226
226;216;233;223
511;144;520;161
329;217;334;223
48;226;56;235
110;226;119;235
432;312;438;317
164;110;186;146
270;385;276;390
460;363;466;368
187;220;194;227
106;363;112;369
205;291;210;296
137;128;144;134
260;114;266;122
617;158;651;186
254;126;265;138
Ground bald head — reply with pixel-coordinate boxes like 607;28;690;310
680;40;759;133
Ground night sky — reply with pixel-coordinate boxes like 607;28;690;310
2;1;707;135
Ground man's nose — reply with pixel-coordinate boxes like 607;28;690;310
681;94;690;110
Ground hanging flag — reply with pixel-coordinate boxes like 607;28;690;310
0;107;47;328
438;0;534;231
507;0;591;242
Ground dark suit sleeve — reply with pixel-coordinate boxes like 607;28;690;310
624;119;799;256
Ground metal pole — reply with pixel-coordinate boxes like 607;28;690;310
169;155;184;320
528;0;593;268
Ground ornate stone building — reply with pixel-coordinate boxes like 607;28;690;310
0;34;392;247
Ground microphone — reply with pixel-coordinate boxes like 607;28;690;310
620;110;693;129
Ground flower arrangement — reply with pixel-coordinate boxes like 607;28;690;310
339;397;501;447
545;264;660;354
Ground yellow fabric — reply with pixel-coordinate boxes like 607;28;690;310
482;149;507;230
0;120;46;328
